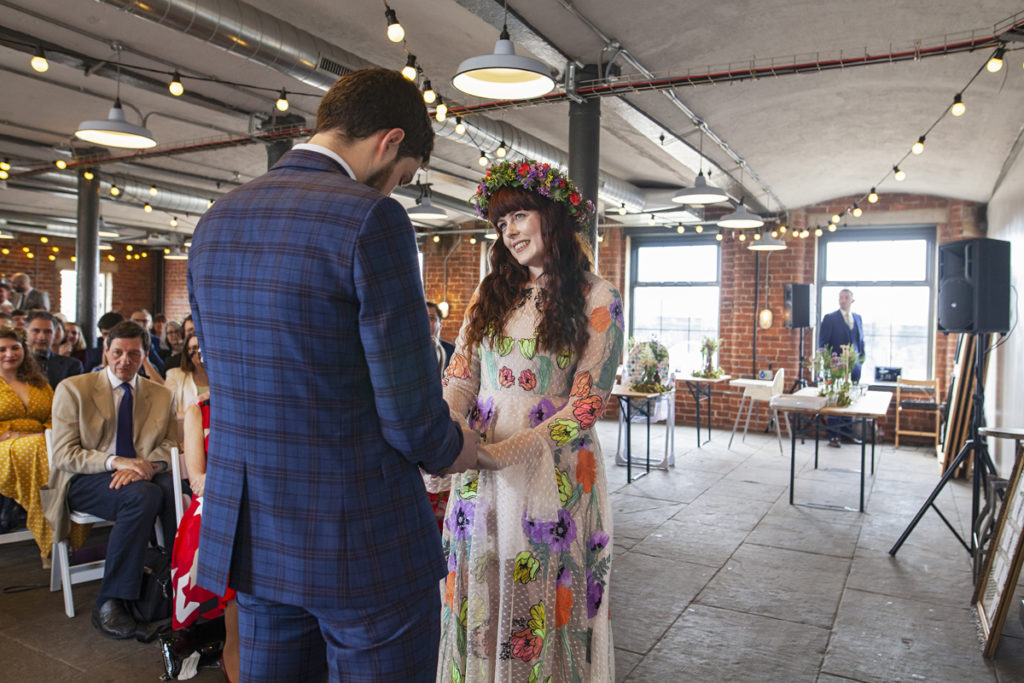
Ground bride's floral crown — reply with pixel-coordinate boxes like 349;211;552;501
471;159;596;232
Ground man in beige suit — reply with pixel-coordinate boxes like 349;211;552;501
41;321;177;640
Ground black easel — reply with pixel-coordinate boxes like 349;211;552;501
889;333;996;557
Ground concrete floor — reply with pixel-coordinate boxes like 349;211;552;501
1;418;1023;682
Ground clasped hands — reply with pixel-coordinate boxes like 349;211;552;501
445;427;502;474
109;457;162;489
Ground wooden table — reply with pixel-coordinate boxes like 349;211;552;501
680;374;732;448
611;385;671;483
771;387;892;512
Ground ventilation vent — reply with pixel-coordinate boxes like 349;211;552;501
318;56;349;77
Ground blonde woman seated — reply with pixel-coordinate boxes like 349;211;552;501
164;334;208;420
0;327;87;562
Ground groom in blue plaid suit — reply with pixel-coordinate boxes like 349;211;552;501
188;68;478;682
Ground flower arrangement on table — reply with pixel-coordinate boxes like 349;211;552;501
627;339;673;393
692;336;724;379
807;344;864;407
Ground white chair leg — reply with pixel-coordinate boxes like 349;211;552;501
773;408;785;456
729;395;747;449
742;398;755;443
55;540;75;618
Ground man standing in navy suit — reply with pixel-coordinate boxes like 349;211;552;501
818;288;866;446
188;68;478;682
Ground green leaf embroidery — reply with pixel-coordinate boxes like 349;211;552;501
496;336;515;356
556;349;573;369
452;661;463;683
528;662;541;683
456;597;468;659
519;337;537;360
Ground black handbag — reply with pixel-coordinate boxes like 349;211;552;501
131;546;173;640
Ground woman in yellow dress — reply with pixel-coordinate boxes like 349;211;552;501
0;326;87;561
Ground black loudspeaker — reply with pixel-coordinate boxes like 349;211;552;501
784;284;812;328
937;238;1011;334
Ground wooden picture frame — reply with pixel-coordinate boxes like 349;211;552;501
975;452;1024;658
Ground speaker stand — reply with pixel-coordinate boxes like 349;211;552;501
789;327;809;393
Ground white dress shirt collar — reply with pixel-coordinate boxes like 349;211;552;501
291;143;356;179
105;366;138;392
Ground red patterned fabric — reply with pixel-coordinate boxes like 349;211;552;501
427;490;449;532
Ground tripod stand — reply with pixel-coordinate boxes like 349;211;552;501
889;333;995;558
789;326;809;393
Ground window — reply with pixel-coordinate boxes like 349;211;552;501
60;269;111;322
816;227;936;381
630;238;720;373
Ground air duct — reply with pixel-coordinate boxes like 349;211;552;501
20;171;216;215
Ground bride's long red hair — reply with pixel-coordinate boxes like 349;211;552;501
463;187;592;357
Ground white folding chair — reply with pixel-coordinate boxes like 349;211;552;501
46;429;177;618
728;369;790;455
171;447;190;525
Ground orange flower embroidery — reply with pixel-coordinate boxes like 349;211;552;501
572;395;602;429
446;353;471;380
570;372;592;398
519;369;537;391
445;571;456;608
590;306;611;333
555;585;574;628
576;447;596;494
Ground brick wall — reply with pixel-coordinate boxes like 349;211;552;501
420;193;985;445
163;259;190;321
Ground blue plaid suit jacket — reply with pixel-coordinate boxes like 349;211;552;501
188;150;462;608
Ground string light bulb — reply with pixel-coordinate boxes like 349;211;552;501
695;224;703;233
752;232;762;240
432;235;440;243
868;188;879;204
149;185;158;196
770;230;779;238
169;216;178;227
617;203;627;216
422;80;436;104
911;135;926;155
110;184;121;196
208;198;215;208
143;203;153;213
0;170;7;181
83;170;94;180
495;140;507;158
852;204;862;218
402;54;418;81
31;47;49;73
648;214;656;225
126;244;133;252
738;232;746;242
893;165;906;182
454;117;466;135
0;159;10;171
950;93;965;117
986;47;1005;73
469;237;477;245
275;89;289;112
434;97;447;123
40;236;48;243
676;225;685;234
169;71;184;96
830;213;840;224
54;159;67;170
827;223;837;232
478;150;488;166
384;7;405;43
715;232;723;241
779;225;787;234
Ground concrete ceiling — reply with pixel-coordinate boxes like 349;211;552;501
1;0;1022;242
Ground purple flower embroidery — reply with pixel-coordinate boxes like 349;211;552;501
447;552;457;572
543;509;577;552
609;297;624;328
556;565;572;588
586;570;604;618
468;396;495;432
522;509;549;544
447;499;475;541
589;530;610;552
529;398;558;427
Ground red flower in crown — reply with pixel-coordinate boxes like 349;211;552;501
569;192;581;206
518;163;530;176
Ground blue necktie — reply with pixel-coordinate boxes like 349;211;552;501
117;383;136;458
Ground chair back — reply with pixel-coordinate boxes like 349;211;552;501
771;368;785;396
170;447;188;525
896;377;939;407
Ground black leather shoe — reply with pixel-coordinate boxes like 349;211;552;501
92;599;137;640
828;438;841;448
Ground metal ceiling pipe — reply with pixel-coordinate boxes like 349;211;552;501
99;0;363;90
28;172;214;215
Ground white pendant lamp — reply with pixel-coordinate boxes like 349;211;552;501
718;201;764;229
407;183;448;220
75;98;157;149
672;171;729;205
452;3;554;100
747;234;787;251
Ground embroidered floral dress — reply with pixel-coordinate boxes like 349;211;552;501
436;272;624;683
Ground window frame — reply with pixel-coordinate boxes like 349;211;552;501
815;225;937;380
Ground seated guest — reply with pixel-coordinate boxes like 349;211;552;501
84;311;126;372
0;312;11;326
163;316;194;372
165;334;208;422
26;311;83;388
60;321;87;358
0;282;13;313
41;321;178;640
160;320;185;364
152;313;166;340
11;309;26;329
130;310;166;380
0;327;89;559
171;393;238;682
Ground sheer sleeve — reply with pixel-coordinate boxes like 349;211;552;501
441;288;484;429
483;278;623;468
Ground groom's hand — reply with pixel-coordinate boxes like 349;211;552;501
446;427;479;474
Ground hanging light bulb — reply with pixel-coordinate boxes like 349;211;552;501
647;214;656;225
110;184;121;196
275;89;289;112
814;226;824;237
402;54;418;81
434;97;447;123
495;140;507;158
143;203;153;213
169;71;184;96
54;159;67;170
126;244;133;252
478;150;488;166
828;224;837;232
149;185;158;196
83;170;94;180
752;232;762;240
0;159;10;171
597;233;605;243
986;47;1005;73
779;225;787;234
852;204;862;218
384;7;405;43
208;198;215;208
800;229;810;238
738;232;747;242
868;188;879;204
695;224;704;233
715;232;723;242
40;236;49;243
950;93;965;117
0;170;7;181
169;216;178;227
454;117;466;135
617;203;627;216
676;225;685;234
422;80;436;104
911;135;926;155
893;165;906;182
830;213;841;224
432;234;441;243
31;46;49;73
469;236;477;245
770;230;779;238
